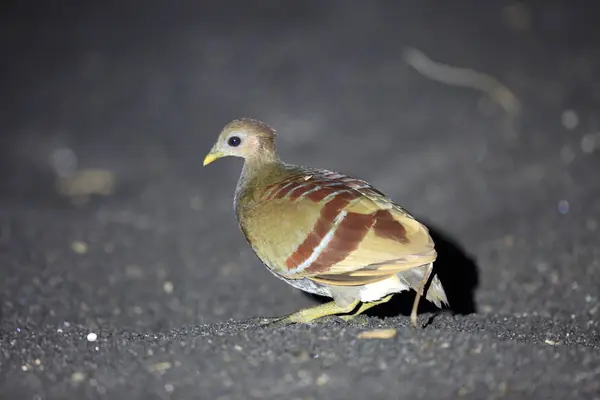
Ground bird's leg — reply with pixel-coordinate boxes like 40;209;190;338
262;299;360;327
338;294;394;321
411;262;434;328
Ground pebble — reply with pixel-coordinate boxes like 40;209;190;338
316;373;330;386
87;332;98;342
585;295;593;303
561;110;579;130
71;241;89;254
163;281;174;294
581;132;600;154
71;371;86;383
557;200;570;214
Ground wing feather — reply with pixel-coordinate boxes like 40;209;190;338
243;166;437;284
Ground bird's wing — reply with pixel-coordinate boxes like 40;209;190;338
255;167;436;286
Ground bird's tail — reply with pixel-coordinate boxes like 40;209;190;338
398;262;448;308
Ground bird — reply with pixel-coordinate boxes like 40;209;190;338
203;118;448;328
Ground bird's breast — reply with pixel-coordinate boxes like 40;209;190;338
237;199;321;275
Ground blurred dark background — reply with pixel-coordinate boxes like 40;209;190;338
1;1;599;399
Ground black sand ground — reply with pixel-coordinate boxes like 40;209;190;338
1;2;599;399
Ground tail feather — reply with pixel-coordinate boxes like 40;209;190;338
426;274;448;308
397;263;448;308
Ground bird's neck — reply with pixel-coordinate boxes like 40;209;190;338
234;158;284;214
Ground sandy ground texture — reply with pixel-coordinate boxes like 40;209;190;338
1;1;599;399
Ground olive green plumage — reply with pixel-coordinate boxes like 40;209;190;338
204;118;448;327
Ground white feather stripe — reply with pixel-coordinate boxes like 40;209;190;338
321;189;353;202
287;210;348;274
269;180;296;198
284;181;312;197
293;185;322;201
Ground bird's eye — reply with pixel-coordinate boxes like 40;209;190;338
228;136;241;147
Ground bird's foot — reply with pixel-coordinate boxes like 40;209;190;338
253;300;360;329
337;294;394;323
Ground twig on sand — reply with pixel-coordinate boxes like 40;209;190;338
403;47;520;132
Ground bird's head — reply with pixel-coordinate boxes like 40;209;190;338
203;118;278;166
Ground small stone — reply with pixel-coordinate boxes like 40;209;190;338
581;132;600;154
316;373;330;386
557;200;570;214
165;383;175;393
544;339;559;345
86;332;98;342
21;365;29;372
163;281;174;294
71;371;86;383
561;110;579;130
34;359;41;366
71;241;89;254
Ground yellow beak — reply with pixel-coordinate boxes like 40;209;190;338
203;150;224;166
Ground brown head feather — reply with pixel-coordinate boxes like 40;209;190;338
205;118;279;166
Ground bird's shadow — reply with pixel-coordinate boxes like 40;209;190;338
301;223;479;319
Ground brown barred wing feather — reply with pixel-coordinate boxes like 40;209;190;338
257;168;436;284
